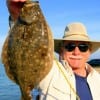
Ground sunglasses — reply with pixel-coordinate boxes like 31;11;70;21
64;43;90;52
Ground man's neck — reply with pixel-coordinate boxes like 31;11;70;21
73;68;87;77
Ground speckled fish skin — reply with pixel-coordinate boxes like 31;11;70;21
2;1;54;100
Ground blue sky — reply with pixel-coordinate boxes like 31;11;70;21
0;0;100;58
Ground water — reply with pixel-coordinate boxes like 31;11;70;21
0;63;21;100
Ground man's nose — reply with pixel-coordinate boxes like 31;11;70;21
73;46;81;55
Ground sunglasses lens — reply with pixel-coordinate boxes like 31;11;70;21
64;43;76;51
64;43;89;52
78;44;89;52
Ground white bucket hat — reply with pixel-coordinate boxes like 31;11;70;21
54;22;100;53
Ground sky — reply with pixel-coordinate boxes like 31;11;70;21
0;0;100;59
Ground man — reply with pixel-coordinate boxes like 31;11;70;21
6;0;100;100
54;23;100;100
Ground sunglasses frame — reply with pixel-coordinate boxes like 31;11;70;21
63;42;91;52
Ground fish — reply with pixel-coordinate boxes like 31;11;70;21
2;0;54;100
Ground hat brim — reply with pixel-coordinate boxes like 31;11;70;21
54;38;100;54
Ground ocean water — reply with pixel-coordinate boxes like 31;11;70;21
0;63;21;100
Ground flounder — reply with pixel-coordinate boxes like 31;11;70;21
2;0;54;100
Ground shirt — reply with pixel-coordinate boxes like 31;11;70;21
75;74;93;100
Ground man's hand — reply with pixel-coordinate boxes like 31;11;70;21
6;0;26;21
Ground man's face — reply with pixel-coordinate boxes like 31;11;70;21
61;41;91;69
